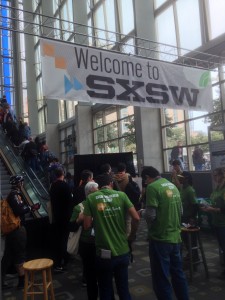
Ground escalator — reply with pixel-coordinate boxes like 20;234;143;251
0;129;52;258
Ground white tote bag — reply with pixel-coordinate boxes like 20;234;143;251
67;226;82;255
67;202;84;255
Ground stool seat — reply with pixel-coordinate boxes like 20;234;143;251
181;227;208;282
181;227;200;233
23;258;55;300
23;258;53;271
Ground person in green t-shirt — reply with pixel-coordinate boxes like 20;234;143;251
140;166;189;300
201;167;225;280
69;181;99;300
83;173;140;300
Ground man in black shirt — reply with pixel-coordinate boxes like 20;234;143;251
49;168;73;272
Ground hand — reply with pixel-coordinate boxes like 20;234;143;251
138;209;145;218
31;203;41;211
76;212;84;224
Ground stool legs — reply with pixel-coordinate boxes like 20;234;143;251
23;271;29;300
184;230;209;282
23;267;55;300
47;267;55;300
187;233;194;281
197;232;209;278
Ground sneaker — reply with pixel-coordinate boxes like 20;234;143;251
54;266;66;273
82;277;87;287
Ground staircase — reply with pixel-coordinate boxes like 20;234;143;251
0;157;11;199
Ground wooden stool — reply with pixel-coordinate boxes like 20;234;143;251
181;227;209;281
23;258;55;300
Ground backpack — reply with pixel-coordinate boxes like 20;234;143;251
0;199;21;235
125;177;141;210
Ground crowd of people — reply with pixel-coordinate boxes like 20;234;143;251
1;95;225;299
3;156;225;300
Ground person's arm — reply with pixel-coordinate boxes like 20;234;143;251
139;206;157;226
83;215;92;230
127;206;140;242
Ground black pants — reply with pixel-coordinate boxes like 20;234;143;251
50;223;69;267
1;226;27;279
79;240;98;300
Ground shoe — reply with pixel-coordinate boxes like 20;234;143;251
54;266;66;273
82;277;87;287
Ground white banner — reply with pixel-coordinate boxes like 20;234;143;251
40;38;213;112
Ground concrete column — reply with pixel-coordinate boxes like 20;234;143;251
23;0;39;136
75;105;93;154
134;0;163;172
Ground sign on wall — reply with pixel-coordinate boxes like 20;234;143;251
40;38;213;111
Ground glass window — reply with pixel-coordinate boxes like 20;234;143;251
105;140;119;153
54;18;61;39
94;111;104;127
120;38;135;55
121;137;136;153
176;0;201;54
106;123;118;140
59;100;66;122
189;118;209;144
66;100;76;119
53;0;60;13
94;127;104;143
61;0;74;41
120;106;134;118
117;0;134;35
21;60;27;88
163;109;184;125
155;6;178;61
212;85;222;112
105;106;117;124
163;122;186;149
207;0;225;39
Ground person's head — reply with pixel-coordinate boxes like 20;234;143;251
9;175;24;189
100;163;112;174
213;168;225;185
177;171;193;186
81;169;93;183
141;166;160;185
54;167;64;179
177;141;182;147
172;159;182;172
95;173;113;189
85;181;99;197
117;162;126;173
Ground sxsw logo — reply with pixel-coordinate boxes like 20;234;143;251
64;75;83;94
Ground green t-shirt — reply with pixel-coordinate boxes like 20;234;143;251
84;188;133;257
210;187;225;227
146;177;182;243
180;185;197;223
70;201;94;243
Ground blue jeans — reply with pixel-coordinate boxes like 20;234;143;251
149;239;189;300
96;253;131;300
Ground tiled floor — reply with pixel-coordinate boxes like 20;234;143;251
2;219;225;300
